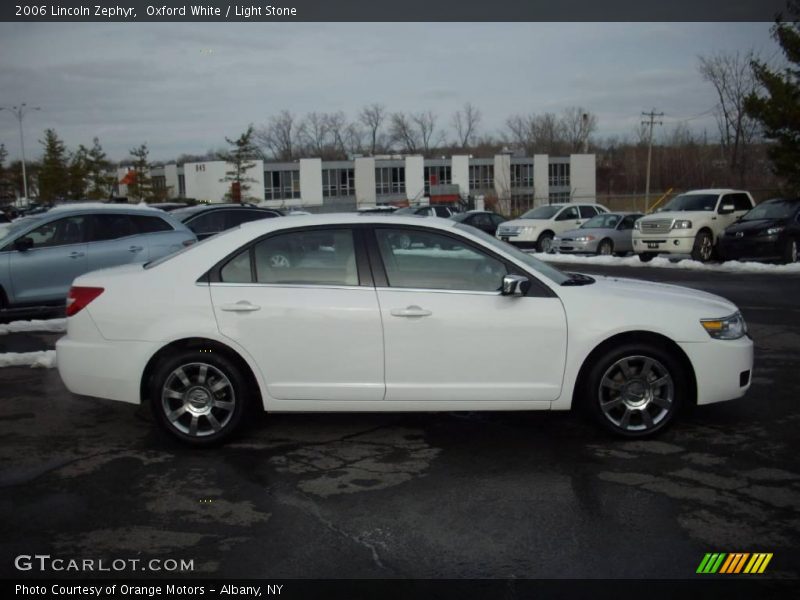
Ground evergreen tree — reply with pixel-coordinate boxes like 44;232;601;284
86;137;114;200
128;143;154;202
745;1;800;191
38;129;69;203
218;125;259;202
67;145;89;200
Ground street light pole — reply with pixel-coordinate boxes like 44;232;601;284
1;103;41;203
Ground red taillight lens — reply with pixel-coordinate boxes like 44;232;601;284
66;286;104;317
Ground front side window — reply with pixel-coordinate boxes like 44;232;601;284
579;206;598;219
375;228;507;292
25;216;87;248
557;206;580;221
221;228;358;287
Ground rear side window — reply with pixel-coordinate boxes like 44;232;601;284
131;215;173;233
579;206;598;218
433;207;451;217
89;214;136;241
732;194;753;211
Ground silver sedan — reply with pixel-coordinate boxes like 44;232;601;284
553;212;643;256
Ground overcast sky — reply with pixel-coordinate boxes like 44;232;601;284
0;22;776;163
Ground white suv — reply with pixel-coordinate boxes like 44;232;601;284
496;203;609;252
633;189;755;262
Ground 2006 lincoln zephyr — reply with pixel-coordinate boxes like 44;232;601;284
56;214;753;446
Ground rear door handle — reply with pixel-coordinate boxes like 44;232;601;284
129;245;144;253
220;301;261;312
69;251;85;259
390;305;432;318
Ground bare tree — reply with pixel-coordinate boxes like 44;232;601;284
412;111;441;155
698;50;761;185
297;112;330;157
561;107;597;152
254;110;297;160
452;102;482;149
389;112;419;153
325;111;351;159
359;103;386;156
505;114;536;155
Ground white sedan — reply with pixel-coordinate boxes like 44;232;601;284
56;214;754;445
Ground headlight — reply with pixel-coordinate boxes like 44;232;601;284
633;220;641;230
672;220;693;229
522;226;537;235
765;226;784;235
700;312;747;340
574;235;596;242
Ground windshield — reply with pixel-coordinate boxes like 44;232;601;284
454;223;569;285
519;205;560;220
661;194;719;212
0;216;45;241
742;200;798;221
581;214;620;229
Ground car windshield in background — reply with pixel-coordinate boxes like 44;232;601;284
741;200;798;221
519;205;560;220
454;223;570;285
661;194;718;212
170;207;206;221
450;213;471;222
0;215;45;240
582;214;620;229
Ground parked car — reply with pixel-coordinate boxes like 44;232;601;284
717;198;800;264
633;189;755;263
450;210;507;236
57;214;753;446
172;204;283;241
385;205;460;249
150;202;189;212
496;203;610;252
357;206;397;214
0;204;195;310
553;212;643;256
394;205;458;218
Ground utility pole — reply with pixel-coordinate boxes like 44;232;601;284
641;109;663;213
0;103;41;203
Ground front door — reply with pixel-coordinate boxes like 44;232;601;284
370;227;568;403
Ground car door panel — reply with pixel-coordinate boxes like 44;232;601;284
87;214;149;271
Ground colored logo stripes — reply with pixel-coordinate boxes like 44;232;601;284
696;553;773;574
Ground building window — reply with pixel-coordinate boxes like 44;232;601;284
322;168;355;197
265;170;300;200
152;175;166;192
424;166;452;195
511;164;533;188
548;163;570;187
548;190;571;204
376;167;405;195
178;174;185;197
468;165;494;190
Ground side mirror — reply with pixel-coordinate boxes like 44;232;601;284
14;237;34;252
502;274;531;297
718;204;735;215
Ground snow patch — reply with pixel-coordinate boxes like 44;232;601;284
530;252;800;274
0;318;66;336
0;350;57;368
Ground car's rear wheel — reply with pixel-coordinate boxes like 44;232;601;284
597;239;614;256
691;230;714;262
151;350;249;446
537;232;554;253
638;252;655;262
782;238;798;264
583;342;686;438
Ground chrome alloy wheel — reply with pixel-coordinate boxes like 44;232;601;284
597;355;674;432
698;233;713;261
161;363;236;437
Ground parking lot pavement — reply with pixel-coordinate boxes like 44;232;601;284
1;266;799;579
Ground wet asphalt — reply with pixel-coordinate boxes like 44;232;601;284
0;263;799;580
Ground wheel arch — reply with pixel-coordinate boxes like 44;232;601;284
140;337;263;409
572;330;697;408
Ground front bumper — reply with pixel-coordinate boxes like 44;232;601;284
633;234;694;255
554;239;599;254
678;336;754;405
717;236;783;261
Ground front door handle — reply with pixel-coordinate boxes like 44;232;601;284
129;245;144;253
220;301;261;312
390;305;432;318
69;251;85;259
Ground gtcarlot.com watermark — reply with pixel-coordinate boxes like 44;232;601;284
14;554;194;573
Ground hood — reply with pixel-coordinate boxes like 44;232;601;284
724;217;786;235
590;275;736;314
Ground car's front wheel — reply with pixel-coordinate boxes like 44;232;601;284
638;252;655;262
151;350;250;446
582;342;686;438
691;230;714;262
537;232;554;253
597;239;614;256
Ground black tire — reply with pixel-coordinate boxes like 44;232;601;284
638;252;655;262
597;239;614;256
690;230;714;263
537;232;554;253
581;342;687;438
150;350;250;446
782;237;798;264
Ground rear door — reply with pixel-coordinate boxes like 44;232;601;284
209;226;385;402
86;213;149;271
6;215;89;304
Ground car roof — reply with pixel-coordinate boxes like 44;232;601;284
239;213;459;233
681;189;748;195
172;204;273;216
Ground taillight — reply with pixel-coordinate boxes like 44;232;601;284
66;286;104;317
